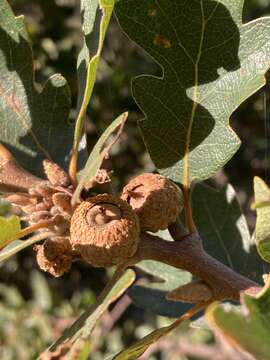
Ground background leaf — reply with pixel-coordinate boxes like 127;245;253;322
0;216;21;248
0;0;73;176
110;321;179;360
48;268;136;352
129;229;192;318
116;0;270;185
207;278;270;360
30;271;52;311
130;260;192;318
110;303;205;360
192;182;267;283
254;176;270;263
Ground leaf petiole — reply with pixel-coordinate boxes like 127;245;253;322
111;300;212;360
0;220;51;250
182;185;196;233
0;231;51;263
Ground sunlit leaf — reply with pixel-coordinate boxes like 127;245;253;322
71;0;115;168
72;112;128;204
0;215;21;248
207;278;270;360
116;0;270;185
0;233;47;263
254;176;270;263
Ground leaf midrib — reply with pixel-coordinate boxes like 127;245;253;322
183;0;220;186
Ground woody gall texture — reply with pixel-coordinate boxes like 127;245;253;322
35;237;73;277
121;173;183;232
70;194;140;267
4;159;75;277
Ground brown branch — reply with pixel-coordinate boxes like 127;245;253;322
127;231;260;302
0;219;53;250
0;143;44;193
168;221;189;240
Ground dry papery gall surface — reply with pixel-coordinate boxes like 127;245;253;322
70;194;140;267
35;237;73;277
121;173;183;232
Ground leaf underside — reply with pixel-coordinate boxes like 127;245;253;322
116;0;270;185
129;257;192;318
192;182;268;283
0;0;73;176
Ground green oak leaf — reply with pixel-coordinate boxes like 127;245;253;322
76;0;99;111
72;112;128;204
129;230;192;318
0;233;48;263
193;182;267;283
129;257;192;318
77;0;115;109
72;0;115;164
110;319;182;360
254;176;270;263
116;0;270;184
207;278;270;360
0;0;72;176
0;215;21;248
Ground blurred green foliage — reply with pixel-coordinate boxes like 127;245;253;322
1;0;270;358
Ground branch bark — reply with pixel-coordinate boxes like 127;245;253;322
0;143;44;192
127;230;260;302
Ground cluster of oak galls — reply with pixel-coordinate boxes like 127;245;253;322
32;172;183;276
70;173;183;268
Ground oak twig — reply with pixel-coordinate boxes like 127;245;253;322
182;184;196;233
168;220;189;241
0;220;54;250
0;143;44;192
127;229;260;302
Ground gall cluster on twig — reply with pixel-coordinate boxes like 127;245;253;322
6;157;183;276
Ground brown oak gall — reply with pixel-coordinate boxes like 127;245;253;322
121;173;183;232
70;194;140;267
